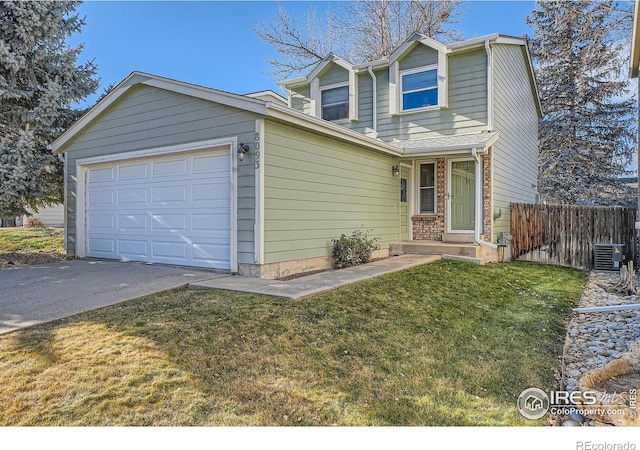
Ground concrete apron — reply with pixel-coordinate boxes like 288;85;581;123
189;254;440;300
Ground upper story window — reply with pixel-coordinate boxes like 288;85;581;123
401;67;438;111
321;84;349;121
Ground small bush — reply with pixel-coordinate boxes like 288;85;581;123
332;227;381;269
26;218;45;228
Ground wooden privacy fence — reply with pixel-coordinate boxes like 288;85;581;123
510;203;637;270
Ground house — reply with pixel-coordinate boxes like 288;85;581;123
50;33;540;279
24;204;65;228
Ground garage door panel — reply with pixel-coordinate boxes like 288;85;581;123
118;239;148;256
86;147;232;270
118;214;148;230
152;241;188;259
152;158;187;177
152;186;187;204
118;188;148;204
89;167;116;183
118;163;148;180
88;237;115;254
88;190;115;206
152;214;187;230
88;214;115;229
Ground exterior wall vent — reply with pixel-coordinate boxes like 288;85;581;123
593;244;625;271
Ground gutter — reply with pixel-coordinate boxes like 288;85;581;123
472;147;498;251
367;65;378;137
485;40;493;131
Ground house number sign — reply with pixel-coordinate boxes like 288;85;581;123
254;131;260;169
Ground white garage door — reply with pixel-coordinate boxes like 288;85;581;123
85;148;231;270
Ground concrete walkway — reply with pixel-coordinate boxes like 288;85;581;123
189;254;440;300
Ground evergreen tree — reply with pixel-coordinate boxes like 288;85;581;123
0;1;98;218
526;1;636;205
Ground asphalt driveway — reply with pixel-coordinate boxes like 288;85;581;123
0;259;222;335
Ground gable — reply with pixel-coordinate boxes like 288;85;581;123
398;43;439;71
319;63;350;87
61;84;262;156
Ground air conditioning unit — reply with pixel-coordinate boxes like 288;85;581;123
593;244;625;271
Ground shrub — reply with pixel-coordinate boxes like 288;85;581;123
26;218;45;228
332;227;381;269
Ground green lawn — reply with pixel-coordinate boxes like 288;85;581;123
0;227;64;253
0;260;587;426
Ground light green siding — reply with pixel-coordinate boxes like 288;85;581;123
263;120;400;263
319;63;349;87
491;44;539;241
286;44;488;141
61;84;259;265
399;44;438;71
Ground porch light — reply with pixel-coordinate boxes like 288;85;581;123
238;142;250;162
392;165;400;177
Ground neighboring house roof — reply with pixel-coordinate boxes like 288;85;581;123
50;71;402;157
630;0;640;78
397;131;501;156
245;90;287;105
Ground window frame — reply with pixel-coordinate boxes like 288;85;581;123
417;161;437;215
320;82;350;122
400;65;439;113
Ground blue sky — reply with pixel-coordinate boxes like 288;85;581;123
69;1;535;107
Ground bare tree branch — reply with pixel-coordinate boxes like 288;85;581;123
254;1;466;80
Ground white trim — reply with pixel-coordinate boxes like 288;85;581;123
63;152;68;250
388;34;449;65
399;65;440;113
310;78;320;118
75;138;235;166
389;61;400;116
485;41;494;131
349;69;358;122
400;162;413;241
447;157;476;234
74;138;239;273
229;140;239;273
75;164;87;258
416;160;438;216
254;119;265;265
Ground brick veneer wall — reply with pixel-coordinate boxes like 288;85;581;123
412;154;493;242
412;158;446;240
483;149;493;243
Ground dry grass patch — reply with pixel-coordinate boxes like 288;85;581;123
0;228;65;267
0;260;587;426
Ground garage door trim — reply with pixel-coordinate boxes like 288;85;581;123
75;137;238;272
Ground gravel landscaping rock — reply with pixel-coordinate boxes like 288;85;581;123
560;271;640;427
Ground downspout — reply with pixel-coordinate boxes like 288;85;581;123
367;65;378;137
472;147;498;250
485;40;493;132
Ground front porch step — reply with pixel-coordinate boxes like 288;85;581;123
442;233;476;244
389;241;499;265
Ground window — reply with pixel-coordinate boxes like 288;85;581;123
402;68;438;111
419;163;436;214
321;85;349;121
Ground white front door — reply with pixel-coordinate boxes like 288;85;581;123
85;147;232;270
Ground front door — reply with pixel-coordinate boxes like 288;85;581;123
449;160;475;232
